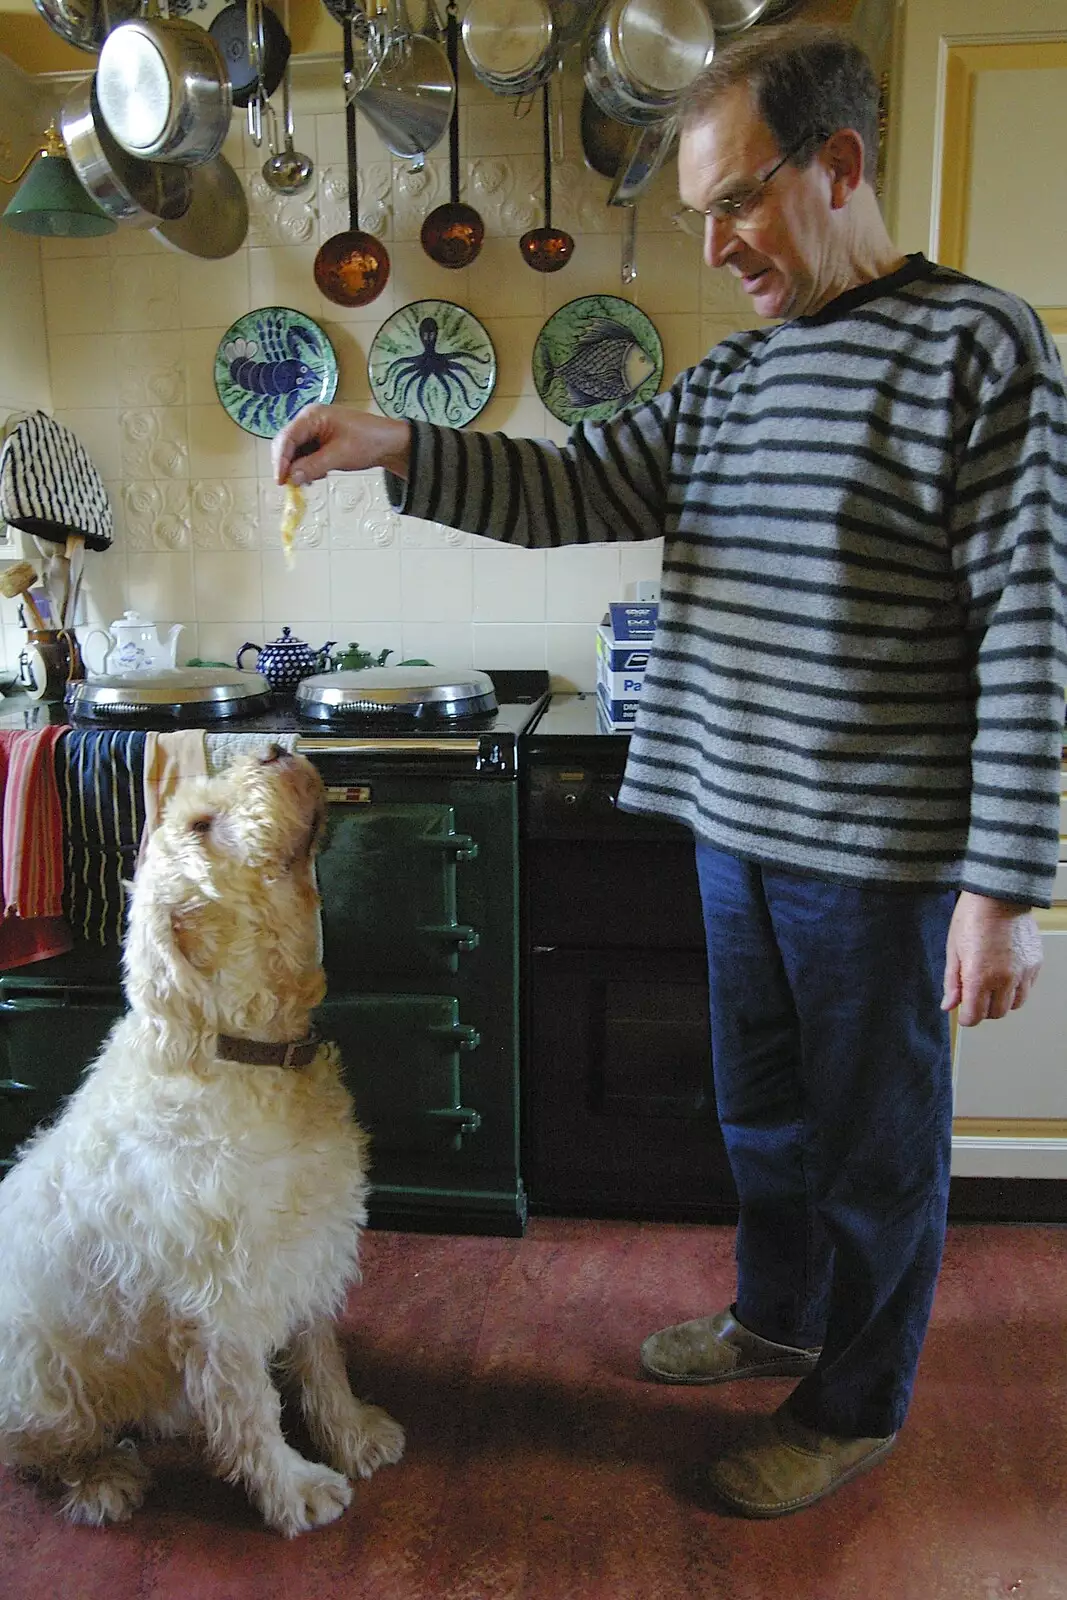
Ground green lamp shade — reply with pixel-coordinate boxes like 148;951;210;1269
3;152;116;238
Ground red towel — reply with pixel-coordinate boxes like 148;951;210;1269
0;727;73;967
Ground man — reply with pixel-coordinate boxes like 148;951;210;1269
274;26;1067;1517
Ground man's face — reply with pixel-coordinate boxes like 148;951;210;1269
677;83;835;321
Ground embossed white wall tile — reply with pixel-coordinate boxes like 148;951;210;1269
473;545;546;621
190;479;260;549
330;548;403;618
111;254;183;332
41;257;113;338
177;250;251;331
392;159;447;242
49;335;119;410
468;154;540;237
259;477;328;551
187;406;259;479
545;542;621;623
262;549;332;622
328;471;399;548
472;622;547;669
122;480;191;551
400;548;473;620
400;517;469;549
53;408;122;482
115;333;186;408
194;551;263;621
120;408;189;481
126;552;196;627
545;622;598;692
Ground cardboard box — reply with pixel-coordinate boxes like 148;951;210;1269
595;602;658;730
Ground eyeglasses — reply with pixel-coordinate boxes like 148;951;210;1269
672;133;819;237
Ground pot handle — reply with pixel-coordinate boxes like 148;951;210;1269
82;626;112;676
236;642;261;670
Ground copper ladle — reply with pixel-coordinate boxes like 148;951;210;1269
314;17;391;308
421;0;484;269
519;82;573;273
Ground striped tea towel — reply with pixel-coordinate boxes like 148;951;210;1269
56;730;147;947
0;727;73;967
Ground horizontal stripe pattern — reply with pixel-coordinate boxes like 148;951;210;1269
389;257;1067;903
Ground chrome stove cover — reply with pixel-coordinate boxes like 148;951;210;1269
66;667;272;722
296;667;498;721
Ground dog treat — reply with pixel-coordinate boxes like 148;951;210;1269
280;482;306;569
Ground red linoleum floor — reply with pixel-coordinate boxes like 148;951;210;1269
2;1217;1065;1600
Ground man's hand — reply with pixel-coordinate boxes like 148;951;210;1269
942;891;1043;1026
271;403;412;487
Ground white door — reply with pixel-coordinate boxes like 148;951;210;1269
891;1;1067;1176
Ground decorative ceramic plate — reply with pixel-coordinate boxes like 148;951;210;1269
533;295;664;426
368;300;496;428
214;307;338;439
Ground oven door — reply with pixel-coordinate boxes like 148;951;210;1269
523;945;737;1220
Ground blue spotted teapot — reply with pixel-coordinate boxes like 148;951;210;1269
236;627;336;692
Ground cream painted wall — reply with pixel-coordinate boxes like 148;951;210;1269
0;56;770;686
0;52;51;527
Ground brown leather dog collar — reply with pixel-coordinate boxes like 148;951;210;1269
214;1029;321;1070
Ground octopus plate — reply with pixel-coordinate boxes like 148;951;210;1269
214;308;338;440
368;300;496;428
533;295;663;427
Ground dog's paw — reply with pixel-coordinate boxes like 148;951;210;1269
60;1441;152;1526
266;1459;353;1537
338;1405;406;1480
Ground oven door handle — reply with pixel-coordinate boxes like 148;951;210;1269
422;923;480;954
427;1020;481;1051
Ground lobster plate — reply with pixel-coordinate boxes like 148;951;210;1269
214;306;338;439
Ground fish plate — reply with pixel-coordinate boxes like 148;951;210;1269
214;307;338;439
532;295;664;426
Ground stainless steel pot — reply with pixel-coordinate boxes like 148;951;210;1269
32;0;141;55
584;0;716;127
95;14;233;166
461;0;557;97
706;0;774;32
60;76;192;227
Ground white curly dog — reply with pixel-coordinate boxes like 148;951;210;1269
0;748;404;1536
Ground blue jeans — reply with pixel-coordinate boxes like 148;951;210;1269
694;844;956;1438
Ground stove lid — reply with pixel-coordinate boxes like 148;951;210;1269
296;667;498;721
66;667;272;720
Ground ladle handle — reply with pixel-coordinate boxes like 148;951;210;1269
446;0;459;207
541;81;551;228
343;18;360;231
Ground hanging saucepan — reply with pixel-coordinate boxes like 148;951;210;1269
315;19;390;307
461;0;557;98
348;0;455;163
94;8;232;167
705;0;774;32
151;154;248;259
60;77;192;228
584;0;716;127
607;117;677;286
579;88;632;179
421;0;484;269
209;0;291;109
32;0;141;55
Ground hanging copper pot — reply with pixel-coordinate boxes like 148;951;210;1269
519;82;573;273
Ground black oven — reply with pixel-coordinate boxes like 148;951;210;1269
520;694;737;1222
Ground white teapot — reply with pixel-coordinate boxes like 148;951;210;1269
85;610;184;676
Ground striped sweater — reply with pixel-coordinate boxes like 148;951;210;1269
389;256;1067;905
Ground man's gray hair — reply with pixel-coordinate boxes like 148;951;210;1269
679;24;881;179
